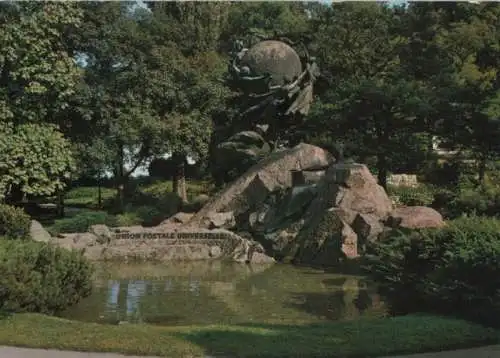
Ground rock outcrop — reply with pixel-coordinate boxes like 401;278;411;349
201;158;446;267
287;163;393;265
386;206;445;229
187;143;333;229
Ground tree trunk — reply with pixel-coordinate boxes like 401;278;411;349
478;155;487;187
57;189;65;218
377;153;388;190
172;153;187;203
115;146;125;212
376;117;390;190
97;173;102;209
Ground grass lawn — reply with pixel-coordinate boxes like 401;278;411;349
39;179;214;234
0;313;498;357
64;179;214;208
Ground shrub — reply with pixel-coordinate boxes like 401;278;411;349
387;185;435;207
0;240;94;314
49;210;117;236
442;175;500;218
364;216;500;327
122;191;181;219
132;205;164;227
115;212;142;227
0;204;31;240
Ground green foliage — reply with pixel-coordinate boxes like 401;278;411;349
0;240;93;314
0;3;80;201
49;211;117;236
117;191;181;225
131;205;163;227
0;123;75;200
365;216;500;327
0;2;83;123
141;180;213;202
307;3;436;187
114;212;142;227
64;186;115;207
0;1;498;221
387;185;435;207
434;172;500;218
222;2;310;45
0;204;31;240
71;3;230;192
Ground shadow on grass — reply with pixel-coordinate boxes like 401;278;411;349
177;315;500;358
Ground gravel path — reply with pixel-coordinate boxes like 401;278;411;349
1;345;500;358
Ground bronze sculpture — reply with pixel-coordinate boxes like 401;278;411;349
226;37;320;149
212;37;321;184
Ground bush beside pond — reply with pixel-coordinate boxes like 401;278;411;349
364;216;500;327
0;240;93;314
48;210;117;236
0;204;31;240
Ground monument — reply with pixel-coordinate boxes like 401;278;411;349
213;37;321;182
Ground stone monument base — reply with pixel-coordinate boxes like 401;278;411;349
50;226;275;264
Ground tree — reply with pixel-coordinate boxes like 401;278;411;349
0;122;75;202
147;2;230;55
307;3;434;187
70;3;229;205
0;2;82;201
403;3;500;184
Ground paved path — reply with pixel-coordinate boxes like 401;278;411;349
1;345;500;357
0;346;160;358
380;344;500;358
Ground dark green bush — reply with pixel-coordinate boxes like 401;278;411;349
364;216;500;327
49;210;117;236
132;205;164;227
0;240;94;314
430;171;500;219
0;204;31;240
442;176;500;218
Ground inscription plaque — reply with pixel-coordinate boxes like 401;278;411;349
113;232;222;240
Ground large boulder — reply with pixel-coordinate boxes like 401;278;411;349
187;143;333;228
351;213;385;250
207;211;236;230
386;206;445;229
291;163;392;265
30;220;52;243
291;208;358;266
160;212;194;226
249;185;318;256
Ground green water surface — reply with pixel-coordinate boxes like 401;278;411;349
60;261;386;326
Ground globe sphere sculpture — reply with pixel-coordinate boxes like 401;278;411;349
224;37;319;155
240;40;303;87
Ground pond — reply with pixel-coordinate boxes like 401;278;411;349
60;262;387;326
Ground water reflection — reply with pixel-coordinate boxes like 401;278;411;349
61;262;386;326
